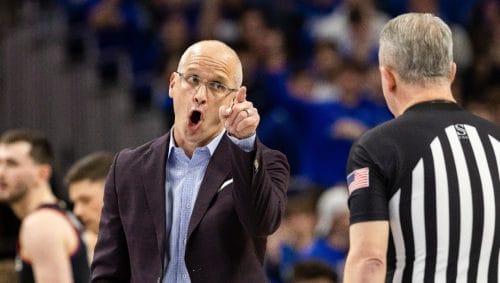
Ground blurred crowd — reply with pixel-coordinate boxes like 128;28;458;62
1;0;499;282
50;0;499;187
3;0;498;185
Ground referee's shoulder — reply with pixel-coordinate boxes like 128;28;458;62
467;112;500;136
357;118;402;145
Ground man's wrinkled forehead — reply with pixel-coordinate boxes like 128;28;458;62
181;44;235;68
178;40;243;85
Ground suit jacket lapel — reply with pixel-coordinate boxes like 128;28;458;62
142;133;169;261
187;136;231;239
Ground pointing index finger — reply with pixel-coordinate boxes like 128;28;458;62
235;86;247;103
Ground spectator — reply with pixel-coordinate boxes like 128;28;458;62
291;260;338;283
65;151;114;263
308;0;389;65
266;186;321;282
306;186;349;278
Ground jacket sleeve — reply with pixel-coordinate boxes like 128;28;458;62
229;137;290;236
90;152;131;282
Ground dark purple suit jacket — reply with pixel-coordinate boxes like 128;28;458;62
90;132;290;282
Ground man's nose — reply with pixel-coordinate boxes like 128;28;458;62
73;203;83;217
193;83;208;104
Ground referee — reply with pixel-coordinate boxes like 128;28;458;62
343;13;500;283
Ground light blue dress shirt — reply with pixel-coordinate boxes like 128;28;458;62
163;129;255;283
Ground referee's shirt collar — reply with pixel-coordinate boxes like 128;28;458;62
404;100;461;114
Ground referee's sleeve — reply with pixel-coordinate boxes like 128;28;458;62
346;142;389;224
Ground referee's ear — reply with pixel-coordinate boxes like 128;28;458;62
449;62;457;83
379;65;399;116
379;66;396;94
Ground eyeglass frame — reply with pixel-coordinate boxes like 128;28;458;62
175;71;239;97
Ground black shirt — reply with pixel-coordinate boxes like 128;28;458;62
16;203;90;283
346;101;500;282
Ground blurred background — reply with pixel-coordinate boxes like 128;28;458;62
0;0;498;282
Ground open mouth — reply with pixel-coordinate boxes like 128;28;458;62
189;110;202;125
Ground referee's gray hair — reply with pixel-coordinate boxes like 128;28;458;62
379;13;454;85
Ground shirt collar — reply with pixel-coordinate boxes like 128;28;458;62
168;127;225;157
404;99;461;114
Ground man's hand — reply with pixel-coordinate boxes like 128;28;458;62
219;87;260;139
331;118;368;140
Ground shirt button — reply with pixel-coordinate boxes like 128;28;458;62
183;274;188;279
186;204;191;209
184;239;187;245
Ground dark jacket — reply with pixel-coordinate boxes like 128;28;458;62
91;132;290;282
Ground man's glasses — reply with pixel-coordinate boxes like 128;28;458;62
175;71;238;98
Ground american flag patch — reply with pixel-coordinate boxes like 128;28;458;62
347;167;369;195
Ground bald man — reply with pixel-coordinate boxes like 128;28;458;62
90;40;290;283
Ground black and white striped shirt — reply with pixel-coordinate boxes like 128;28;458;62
347;101;500;283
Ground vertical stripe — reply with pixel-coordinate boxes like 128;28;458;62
400;176;415;282
446;126;473;283
489;136;500;283
411;159;426;282
467;125;496;282
423;151;437;282
490;135;500;188
386;237;396;283
389;190;405;283
441;133;460;283
431;138;449;282
462;135;483;283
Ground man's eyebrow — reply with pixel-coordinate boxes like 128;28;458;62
183;68;230;83
3;157;19;165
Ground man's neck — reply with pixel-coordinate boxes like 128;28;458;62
172;126;224;158
396;83;455;117
11;184;57;219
